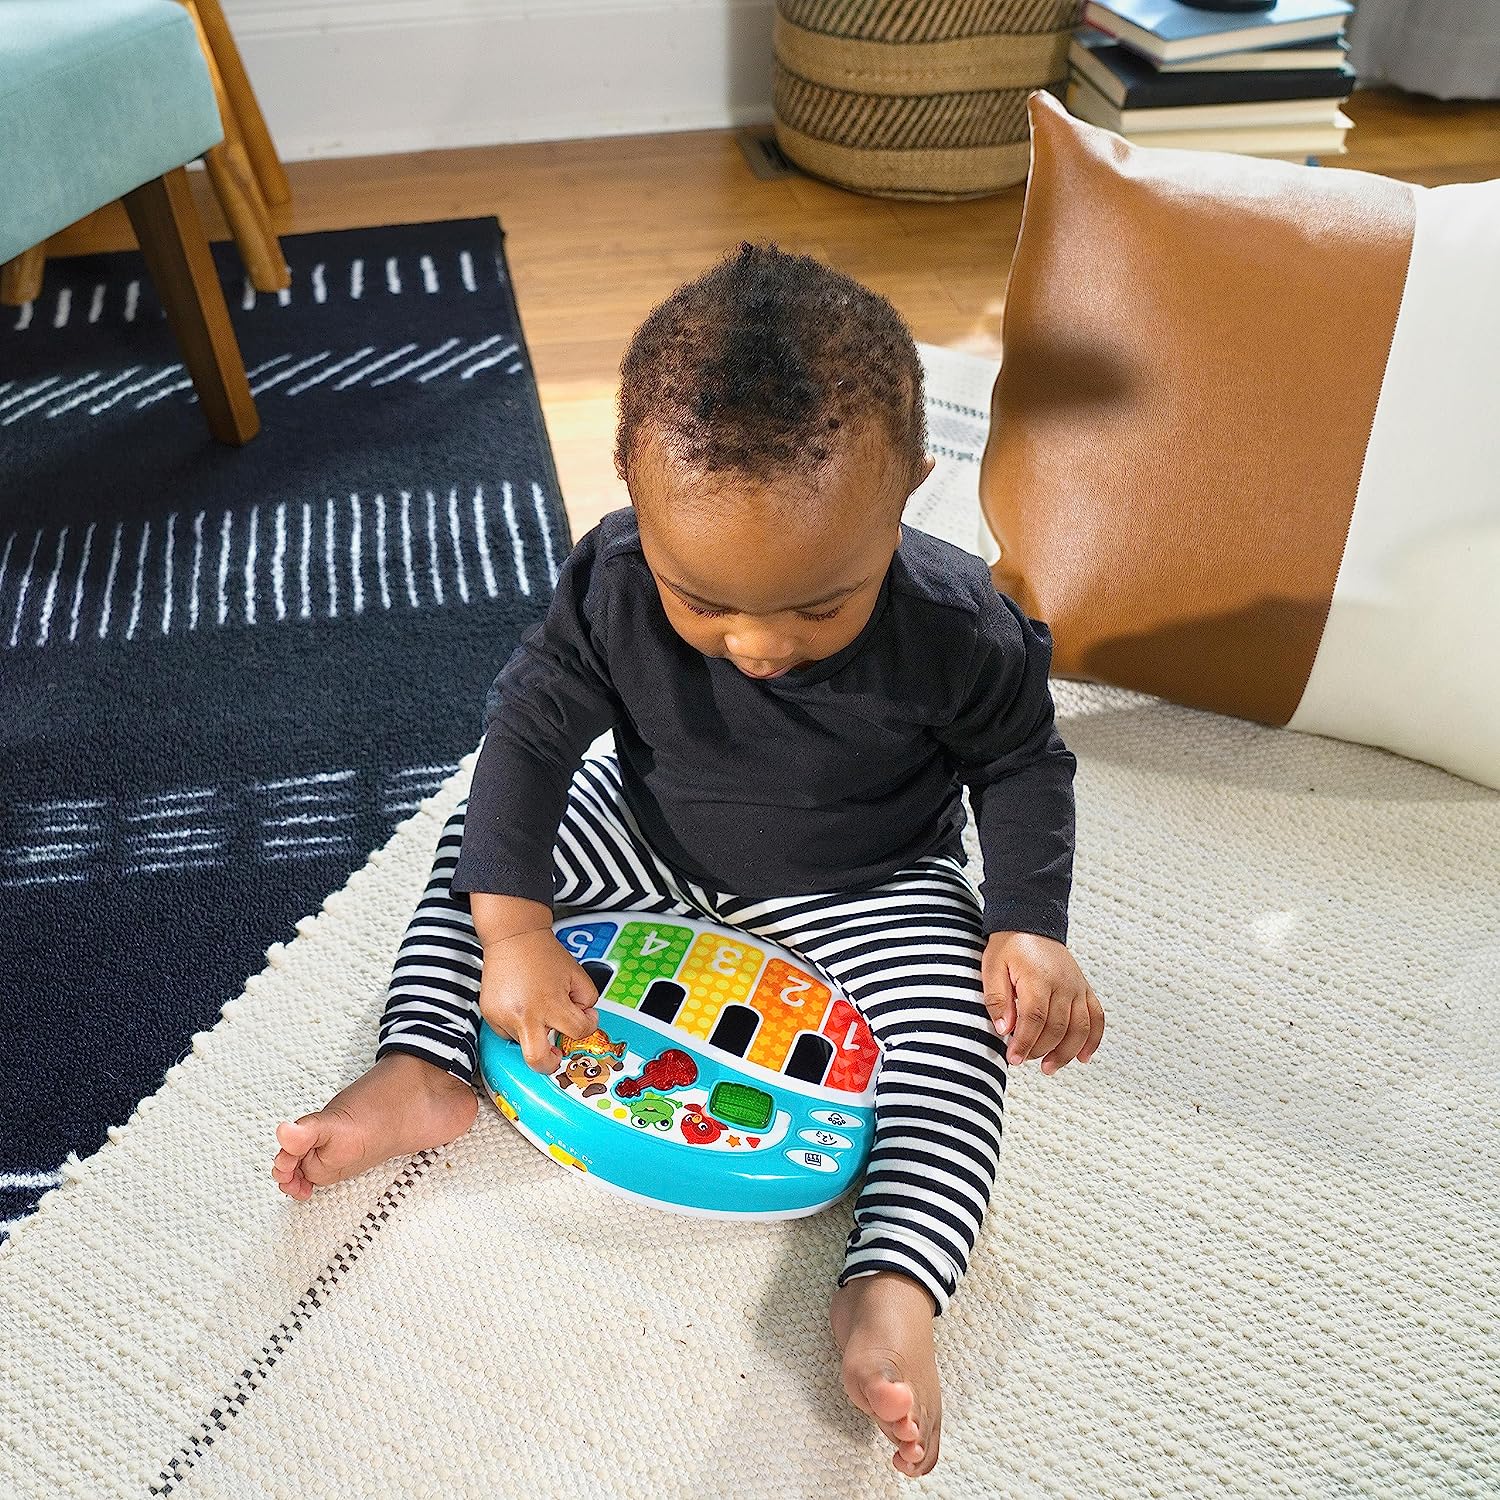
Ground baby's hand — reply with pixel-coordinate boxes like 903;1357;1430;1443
983;932;1103;1076
479;929;600;1074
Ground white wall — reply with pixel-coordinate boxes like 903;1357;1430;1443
225;0;777;161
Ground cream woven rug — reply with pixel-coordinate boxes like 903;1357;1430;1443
3;349;1497;1499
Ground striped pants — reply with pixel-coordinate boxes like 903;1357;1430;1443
377;754;1008;1315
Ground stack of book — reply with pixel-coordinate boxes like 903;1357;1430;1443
1069;0;1356;161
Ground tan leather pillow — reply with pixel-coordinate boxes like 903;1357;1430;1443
981;92;1500;790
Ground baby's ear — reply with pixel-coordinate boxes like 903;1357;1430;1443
904;454;936;499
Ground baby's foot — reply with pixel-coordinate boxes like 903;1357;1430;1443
272;1052;478;1200
830;1272;944;1477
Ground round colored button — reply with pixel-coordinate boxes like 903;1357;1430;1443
798;1128;852;1151
785;1148;838;1174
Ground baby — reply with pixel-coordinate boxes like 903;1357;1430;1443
273;244;1104;1477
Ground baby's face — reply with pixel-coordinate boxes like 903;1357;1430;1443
631;424;932;680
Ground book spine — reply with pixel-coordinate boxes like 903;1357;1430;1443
1120;69;1354;111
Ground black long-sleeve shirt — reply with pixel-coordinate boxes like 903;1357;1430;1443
452;508;1077;942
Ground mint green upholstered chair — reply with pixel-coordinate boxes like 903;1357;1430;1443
0;0;258;443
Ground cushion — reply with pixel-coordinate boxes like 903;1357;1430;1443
979;91;1500;791
0;0;223;265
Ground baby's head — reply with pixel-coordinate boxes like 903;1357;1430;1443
614;243;933;680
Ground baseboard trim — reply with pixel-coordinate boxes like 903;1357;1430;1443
229;0;745;36
224;0;777;160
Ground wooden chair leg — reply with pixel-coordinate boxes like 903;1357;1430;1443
183;0;289;293
1;244;47;306
203;137;289;292
123;168;259;446
191;0;290;208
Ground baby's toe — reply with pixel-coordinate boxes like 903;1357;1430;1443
890;1406;940;1477
864;1375;918;1436
848;1359;944;1474
287;1163;317;1200
276;1110;365;1187
846;1363;918;1449
275;1119;318;1156
909;1417;941;1476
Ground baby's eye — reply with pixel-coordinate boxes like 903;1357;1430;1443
797;605;843;623
684;602;729;619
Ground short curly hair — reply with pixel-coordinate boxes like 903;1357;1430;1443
613;243;927;490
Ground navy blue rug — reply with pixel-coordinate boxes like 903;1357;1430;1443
0;218;569;1234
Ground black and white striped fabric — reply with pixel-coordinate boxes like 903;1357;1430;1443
381;753;1008;1314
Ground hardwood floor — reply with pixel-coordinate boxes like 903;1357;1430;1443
51;87;1500;537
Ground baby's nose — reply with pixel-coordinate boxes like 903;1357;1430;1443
724;623;798;664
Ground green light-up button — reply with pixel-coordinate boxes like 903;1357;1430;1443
708;1079;773;1132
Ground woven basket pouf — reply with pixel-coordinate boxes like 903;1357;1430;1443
772;0;1080;201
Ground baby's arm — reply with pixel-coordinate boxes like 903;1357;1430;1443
453;530;619;1069
936;590;1104;1074
453;529;618;905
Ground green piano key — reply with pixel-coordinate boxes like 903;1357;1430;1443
602;921;695;1008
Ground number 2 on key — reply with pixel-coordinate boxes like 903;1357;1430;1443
778;976;812;1008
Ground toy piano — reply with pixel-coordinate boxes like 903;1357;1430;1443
477;912;880;1219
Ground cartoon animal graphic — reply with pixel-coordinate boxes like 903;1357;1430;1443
624;1092;681;1131
558;1027;627;1059
554;1053;623;1098
679;1103;726;1145
615;1047;698;1099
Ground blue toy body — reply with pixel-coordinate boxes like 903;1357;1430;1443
477;912;880;1219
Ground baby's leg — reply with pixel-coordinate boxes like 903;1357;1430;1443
721;857;1004;1475
375;802;490;1081
378;754;703;1079
274;755;702;1198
